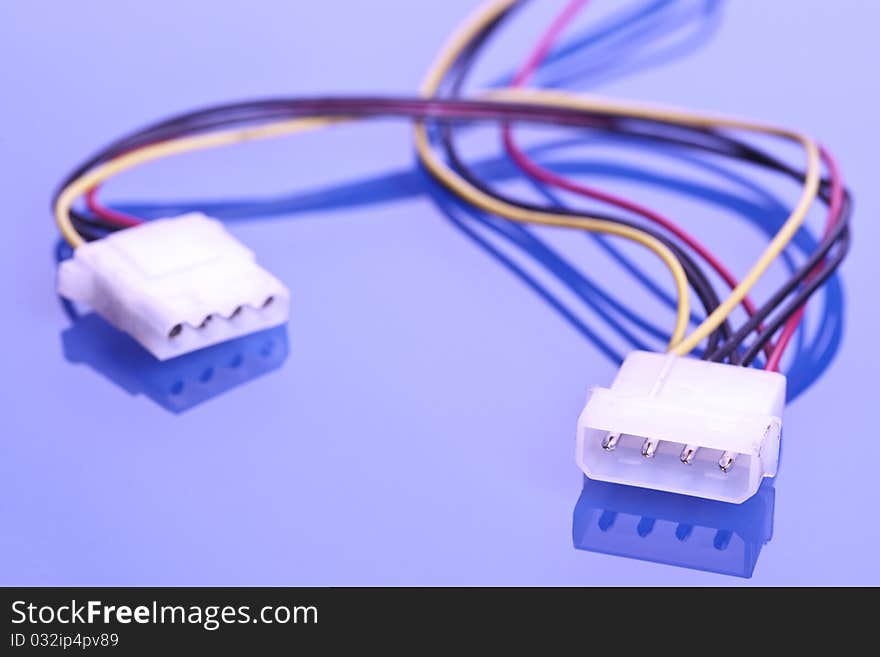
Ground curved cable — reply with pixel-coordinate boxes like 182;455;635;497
55;0;827;357
499;0;772;359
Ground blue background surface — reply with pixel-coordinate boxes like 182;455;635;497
1;0;877;584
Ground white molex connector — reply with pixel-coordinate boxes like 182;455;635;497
57;213;290;360
576;351;786;503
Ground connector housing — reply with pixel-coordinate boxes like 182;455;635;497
576;351;785;503
57;213;290;360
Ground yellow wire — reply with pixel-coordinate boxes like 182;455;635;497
54;117;342;249
54;131;690;346
482;88;821;356
413;0;689;349
411;125;691;346
412;0;820;356
55;0;822;356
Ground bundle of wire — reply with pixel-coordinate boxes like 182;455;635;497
52;0;851;373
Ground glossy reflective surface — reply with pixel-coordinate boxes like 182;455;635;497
573;476;775;578
61;314;289;414
1;0;877;584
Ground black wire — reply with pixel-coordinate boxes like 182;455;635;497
55;3;851;365
435;3;731;355
740;229;850;366
708;196;852;364
605;118;854;362
431;0;852;366
56;98;623;236
60;97;852;363
70;214;112;242
441;126;737;354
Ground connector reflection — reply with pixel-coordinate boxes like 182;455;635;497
572;475;774;578
61;313;288;413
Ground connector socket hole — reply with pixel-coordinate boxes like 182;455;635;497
199;314;214;328
199;367;214;383
262;296;274;307
168;324;183;339
231;306;243;318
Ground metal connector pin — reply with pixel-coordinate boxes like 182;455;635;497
601;432;622;451
718;451;736;473
640;438;659;458
680;445;698;465
574;351;786;503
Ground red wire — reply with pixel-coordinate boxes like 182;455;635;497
85;187;143;227
764;146;844;372
510;0;590;87
84;0;845;371
503;0;776;358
